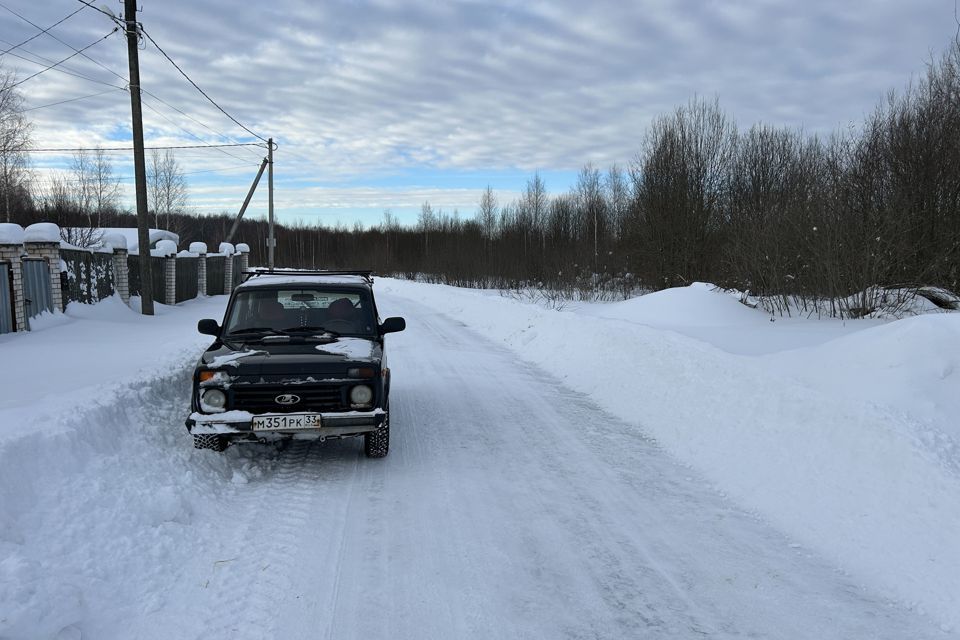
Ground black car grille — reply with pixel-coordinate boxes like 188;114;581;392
230;384;345;413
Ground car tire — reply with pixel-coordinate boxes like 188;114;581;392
364;414;389;458
193;433;228;452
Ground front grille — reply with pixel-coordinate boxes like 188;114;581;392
230;383;345;413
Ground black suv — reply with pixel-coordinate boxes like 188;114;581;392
185;270;405;457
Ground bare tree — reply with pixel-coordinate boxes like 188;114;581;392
148;149;188;232
477;185;498;240
91;147;120;227
0;68;32;223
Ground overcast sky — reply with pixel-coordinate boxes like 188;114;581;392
2;0;957;227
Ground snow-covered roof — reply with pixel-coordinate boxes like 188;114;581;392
77;227;179;253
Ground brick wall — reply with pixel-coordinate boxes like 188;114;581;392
0;244;26;331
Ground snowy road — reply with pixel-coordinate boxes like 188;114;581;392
2;292;950;638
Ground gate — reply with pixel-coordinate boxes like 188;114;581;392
22;258;53;327
207;256;225;295
127;254;166;303
232;254;244;288
176;257;199;302
0;262;12;334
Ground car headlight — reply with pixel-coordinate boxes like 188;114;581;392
201;388;227;412
349;385;373;407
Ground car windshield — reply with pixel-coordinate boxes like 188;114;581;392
223;288;377;337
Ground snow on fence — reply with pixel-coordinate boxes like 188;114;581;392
61;248;115;305
0;222;249;333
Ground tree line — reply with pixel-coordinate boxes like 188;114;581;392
2;40;958;317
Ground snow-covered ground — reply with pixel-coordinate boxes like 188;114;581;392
1;283;957;638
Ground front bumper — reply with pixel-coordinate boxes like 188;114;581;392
186;409;386;441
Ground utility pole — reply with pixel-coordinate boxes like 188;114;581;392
124;0;153;315
267;137;275;270
224;156;268;244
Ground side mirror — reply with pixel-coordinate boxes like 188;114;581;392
379;317;406;335
198;319;221;336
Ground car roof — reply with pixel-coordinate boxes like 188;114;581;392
235;274;372;290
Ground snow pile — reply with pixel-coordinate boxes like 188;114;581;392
575;282;882;355
23;222;60;243
152;239;178;256
0;222;24;244
219;242;235;255
380;278;960;630
100;233;127;250
236;243;250;253
189;241;207;254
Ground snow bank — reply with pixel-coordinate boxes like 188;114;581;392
0;294;233;637
575;282;882;356
23;222;60;243
0;222;24;244
381;278;960;630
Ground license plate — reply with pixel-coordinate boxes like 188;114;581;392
251;414;323;431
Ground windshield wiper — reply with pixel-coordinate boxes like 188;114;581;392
226;327;289;342
227;326;286;336
280;325;341;336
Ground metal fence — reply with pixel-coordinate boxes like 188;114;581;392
61;248;115;304
207;256;225;295
176;256;199;302
0;262;12;334
22;258;53;326
127;254;167;303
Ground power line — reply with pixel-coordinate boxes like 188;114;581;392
0;4;84;56
75;0;124;26
140;97;265;164
0;41;128;90
23;88;125;112
74;0;265;156
138;26;269;144
8;29;119;89
140;89;265;161
29;163;262;183
31;143;265;152
6;1;129;84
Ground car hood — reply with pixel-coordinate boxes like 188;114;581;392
201;337;382;377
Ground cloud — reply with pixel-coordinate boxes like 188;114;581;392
3;0;956;223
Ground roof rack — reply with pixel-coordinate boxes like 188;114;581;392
240;269;374;284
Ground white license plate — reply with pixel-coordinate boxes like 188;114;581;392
251;414;323;431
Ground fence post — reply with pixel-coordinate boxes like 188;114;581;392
154;239;178;307
102;233;130;305
221;242;235;295
0;223;26;331
236;243;250;275
23;223;63;313
190;242;208;296
165;257;177;306
112;247;130;304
